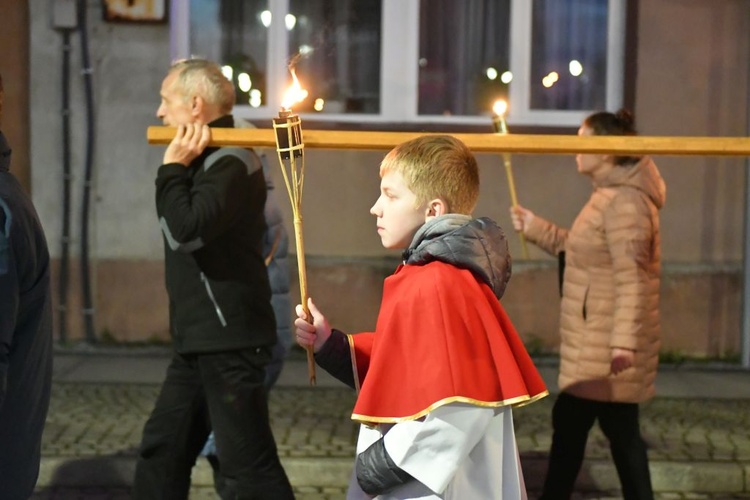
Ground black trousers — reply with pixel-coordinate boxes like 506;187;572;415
132;349;294;500
540;392;653;500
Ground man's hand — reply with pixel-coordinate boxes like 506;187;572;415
163;122;211;166
294;298;332;353
611;347;635;375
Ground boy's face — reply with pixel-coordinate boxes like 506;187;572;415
370;170;429;250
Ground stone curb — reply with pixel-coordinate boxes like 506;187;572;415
38;456;748;494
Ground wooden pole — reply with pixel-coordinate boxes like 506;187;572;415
148;126;750;156
492;111;530;259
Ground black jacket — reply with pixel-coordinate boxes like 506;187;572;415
0;130;53;500
156;115;276;353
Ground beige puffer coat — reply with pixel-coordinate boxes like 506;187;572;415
525;156;666;403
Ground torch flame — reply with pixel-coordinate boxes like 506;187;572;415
281;68;309;110
493;99;508;117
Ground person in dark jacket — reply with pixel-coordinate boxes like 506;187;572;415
0;73;54;500
258;155;292;388
201;156;292;498
132;59;293;499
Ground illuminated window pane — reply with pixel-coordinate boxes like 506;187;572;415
530;0;608;111
189;0;270;107
287;0;381;114
418;0;511;116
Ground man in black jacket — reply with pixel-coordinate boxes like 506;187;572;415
132;59;294;499
0;73;54;500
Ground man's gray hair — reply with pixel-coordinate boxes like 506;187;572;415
169;58;235;114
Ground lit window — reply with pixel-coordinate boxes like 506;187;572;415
418;0;511;117
286;0;381;115
187;0;270;107
510;0;625;125
174;0;625;127
531;3;603;108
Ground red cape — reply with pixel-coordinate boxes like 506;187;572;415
349;261;548;425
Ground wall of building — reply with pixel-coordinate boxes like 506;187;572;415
0;2;30;191
27;0;750;357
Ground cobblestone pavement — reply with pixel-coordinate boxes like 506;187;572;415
42;384;359;460
43;382;750;463
38;381;750;498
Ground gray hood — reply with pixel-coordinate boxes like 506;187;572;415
402;214;512;299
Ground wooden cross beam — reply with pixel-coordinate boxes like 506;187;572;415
147;126;750;157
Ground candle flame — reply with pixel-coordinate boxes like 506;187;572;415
281;68;308;110
493;99;508;117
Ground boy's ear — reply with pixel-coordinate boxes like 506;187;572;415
425;198;447;220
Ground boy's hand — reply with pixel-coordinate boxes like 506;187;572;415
294;298;331;353
509;205;535;233
163;122;211;166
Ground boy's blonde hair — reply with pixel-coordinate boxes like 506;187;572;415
380;135;479;214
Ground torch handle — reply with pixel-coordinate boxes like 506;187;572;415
293;215;317;386
502;153;530;259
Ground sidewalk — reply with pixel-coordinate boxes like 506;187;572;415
35;347;750;499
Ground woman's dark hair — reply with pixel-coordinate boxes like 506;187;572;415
583;108;640;166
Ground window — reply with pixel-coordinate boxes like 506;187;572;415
171;0;626;127
188;0;270;107
286;1;382;114
417;0;511;117
510;0;625;125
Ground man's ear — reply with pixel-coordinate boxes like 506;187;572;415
425;198;447;220
191;95;204;118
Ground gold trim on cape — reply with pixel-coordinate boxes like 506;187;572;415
351;390;549;425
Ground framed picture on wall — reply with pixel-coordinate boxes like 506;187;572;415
102;0;168;23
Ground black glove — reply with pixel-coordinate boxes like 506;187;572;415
356;438;415;496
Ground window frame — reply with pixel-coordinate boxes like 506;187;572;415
169;0;627;127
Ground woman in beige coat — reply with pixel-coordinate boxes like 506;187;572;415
511;109;666;500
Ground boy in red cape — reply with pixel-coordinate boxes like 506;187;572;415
295;135;547;499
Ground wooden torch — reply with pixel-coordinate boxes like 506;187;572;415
272;71;316;386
